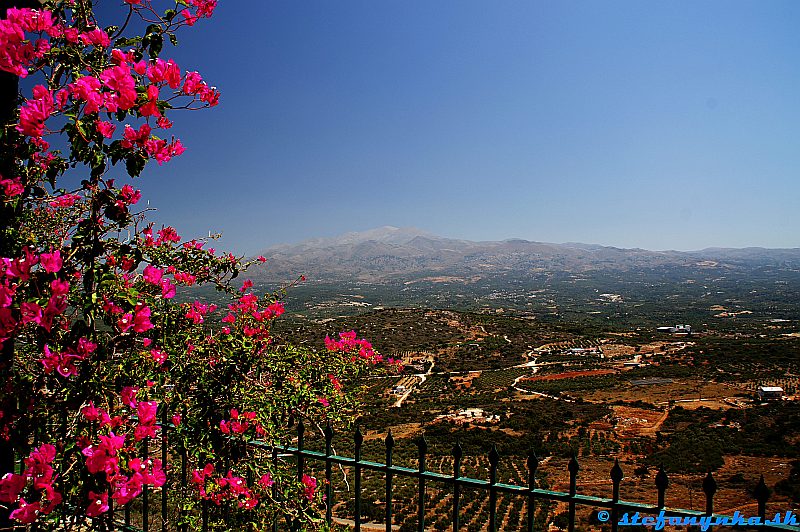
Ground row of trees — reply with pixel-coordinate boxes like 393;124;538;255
0;1;388;529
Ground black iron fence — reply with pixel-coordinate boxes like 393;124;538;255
12;419;800;531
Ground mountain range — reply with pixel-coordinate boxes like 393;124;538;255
253;226;800;283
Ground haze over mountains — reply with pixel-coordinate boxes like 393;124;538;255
255;226;800;283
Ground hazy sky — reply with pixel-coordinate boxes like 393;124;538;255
124;1;799;254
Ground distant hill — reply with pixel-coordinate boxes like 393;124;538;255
252;226;800;283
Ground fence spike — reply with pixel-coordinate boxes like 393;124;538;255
702;471;717;516
416;434;428;457
488;444;500;467
655;464;669;509
754;474;770;520
324;422;333;454
385;429;395;453
610;459;624;485
452;439;463;461
353;425;364;449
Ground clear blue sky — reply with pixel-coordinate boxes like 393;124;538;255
125;1;799;253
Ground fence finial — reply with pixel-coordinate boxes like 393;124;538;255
610;459;624;483
452;439;463;461
702;471;717;515
488;444;500;467
655;464;669;509
754;474;770;520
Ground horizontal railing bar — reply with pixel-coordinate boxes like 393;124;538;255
269;444;799;531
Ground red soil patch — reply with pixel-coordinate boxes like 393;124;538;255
520;369;616;382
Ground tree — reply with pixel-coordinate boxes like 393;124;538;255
0;1;393;528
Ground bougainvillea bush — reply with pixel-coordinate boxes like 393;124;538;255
0;1;390;529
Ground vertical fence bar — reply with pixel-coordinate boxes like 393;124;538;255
567;456;579;532
179;435;188;532
452;440;462;532
107;487;115;532
271;447;278;532
161;410;168;532
143;437;150;532
292;421;306;532
416;435;427;532
201;499;208;532
488;445;499;532
354;427;363;532
754;475;770;521
324;423;333;526
610;459;623;532
296;421;305;482
702;471;717;532
385;431;394;532
655;465;668;509
527;451;538;532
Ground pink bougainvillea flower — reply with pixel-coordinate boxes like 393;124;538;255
119;184;141;205
39;250;62;273
17;85;54;137
50;278;69;297
301;474;317;501
133;305;153;333
0;177;24;197
121;386;139;408
85;491;109;517
0;473;27;503
49;194;79;208
181;8;197;26
150;348;167;365
100;64;137;111
142;265;163;285
81;401;101;422
9;498;41;524
79;27;110;48
19;301;42;326
160;278;176;299
96;120;116;138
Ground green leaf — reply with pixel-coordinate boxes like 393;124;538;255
149;33;164;58
125;153;147;177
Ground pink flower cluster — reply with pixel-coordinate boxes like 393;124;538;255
0;8;57;77
1;248;70;349
142;264;176;299
79;394;166;514
301;474;317;501
219;409;262;436
0;444;62;524
186;300;217;324
324;331;382;363
40;338;97;378
191;464;257;509
117;303;154;334
220;293;285;342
